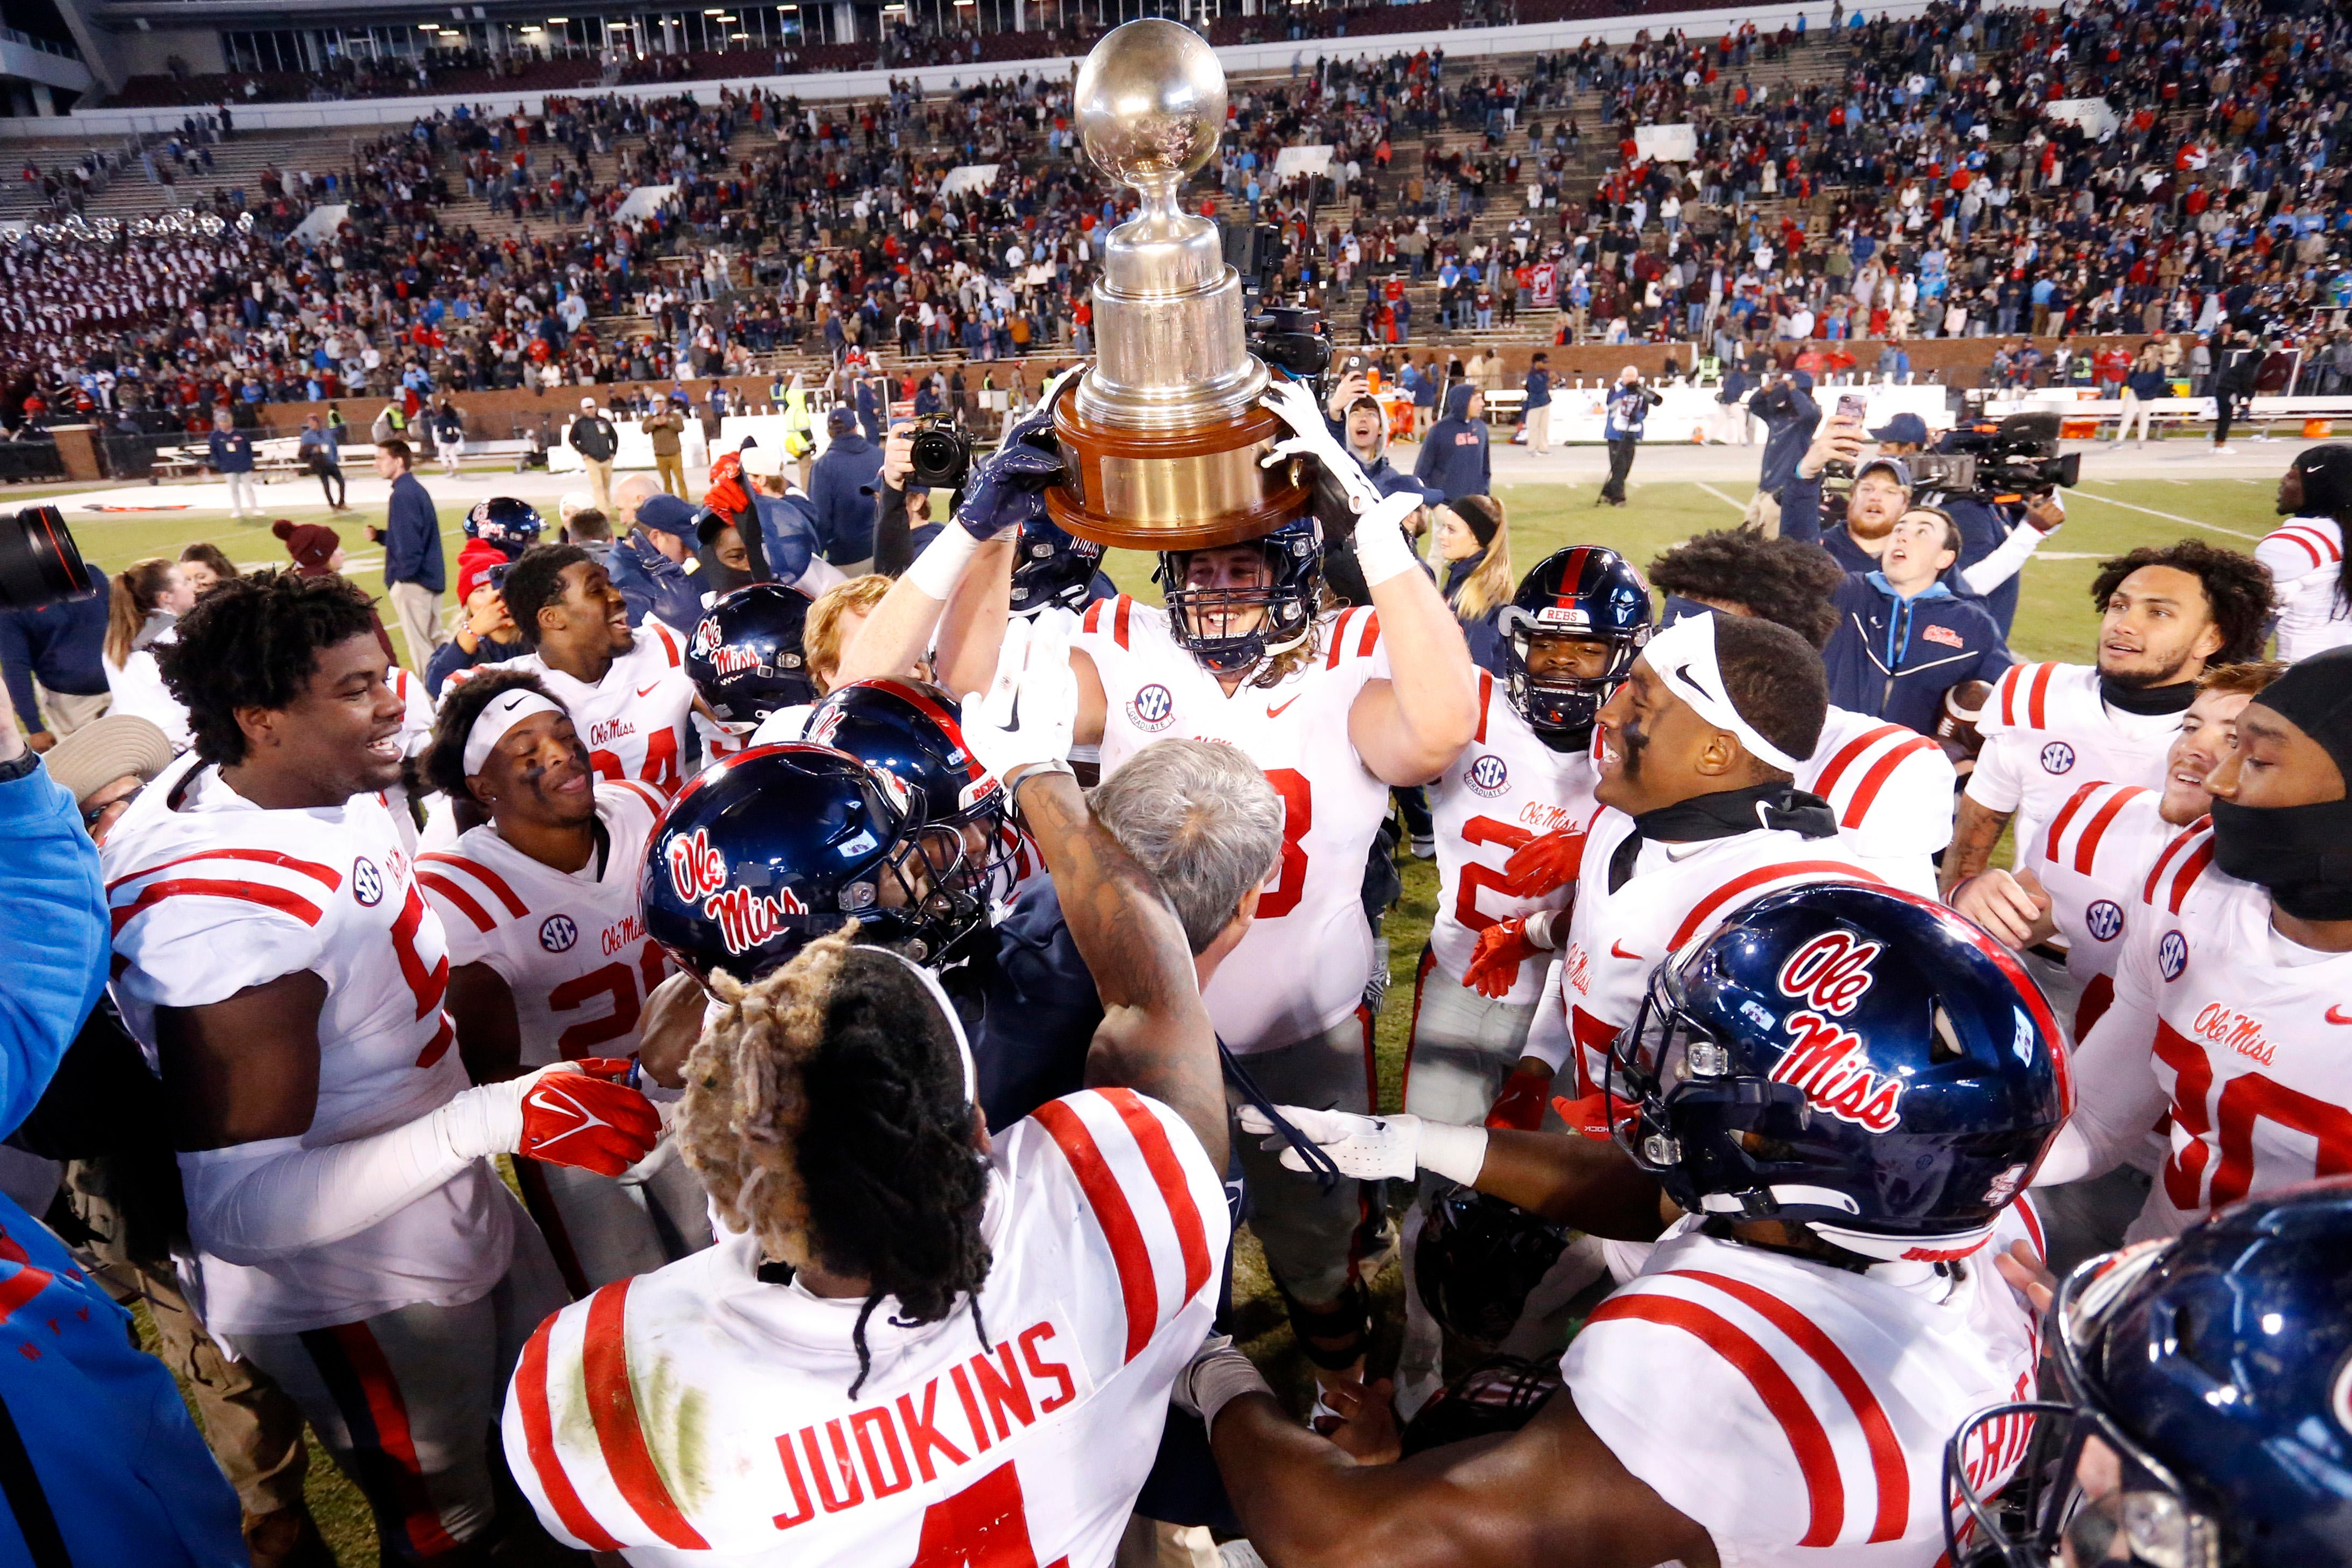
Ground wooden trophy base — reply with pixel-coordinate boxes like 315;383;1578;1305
1048;397;1312;550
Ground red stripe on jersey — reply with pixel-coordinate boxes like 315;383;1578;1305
1840;737;1939;829
1082;600;1104;636
1587;1293;1845;1546
1031;1098;1159;1363
325;1323;463;1558
1327;607;1360;670
2166;838;2215;915
1475;671;1493;744
1100;1089;1212;1308
1675;1271;1909;1544
582;1280;710;1549
2026;662;2055;730
2073;786;2150;874
1670;862;1885;950
111;878;324;936
615;780;666;817
1997;665;2022;729
2040;781;2106;863
2143;819;2209;905
417;872;495;932
1113;596;1132;650
2270;529;2325;568
1357;611;1381;659
515;1318;623;1551
104;847;343;896
650;620;681;668
0;1258;54;1326
421;852;530;918
1811;723;1907;799
2014;1194;2047;1264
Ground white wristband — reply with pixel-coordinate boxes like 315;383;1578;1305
1524;907;1563;952
1175;1338;1274;1432
1417;1120;1490;1187
1351;501;1422;590
905;522;981;601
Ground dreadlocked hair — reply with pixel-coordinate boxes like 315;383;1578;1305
158;569;383;767
680;926;993;1397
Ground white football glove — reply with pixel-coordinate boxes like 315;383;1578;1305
1257;377;1423;584
960;608;1080;785
1236;1104;1489;1185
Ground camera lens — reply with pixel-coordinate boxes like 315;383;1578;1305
908;426;972;492
0;507;93;611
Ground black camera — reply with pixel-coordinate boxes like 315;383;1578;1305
1909;413;2081;501
0;506;93;610
1248;304;1331;381
906;416;975;492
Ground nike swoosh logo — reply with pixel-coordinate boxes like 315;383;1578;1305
2330;1006;2352;1026
1671;661;1712;701
636;683;660;697
526;1081;610;1150
1267;696;1300;718
1611;941;1643;961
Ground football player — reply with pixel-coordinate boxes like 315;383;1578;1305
460;542;699;797
107;571;661;1557
1207;882;2069;1568
415;673;713;1295
2256;443;2352;660
503;613;1236;1566
2034;646;2352;1241
1942;541;2274;898
1949;1179;2352;1568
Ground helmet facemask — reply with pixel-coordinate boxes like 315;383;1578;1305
1497;609;1647;745
1155;521;1322;678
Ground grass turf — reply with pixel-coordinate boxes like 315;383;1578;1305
36;464;2282;1564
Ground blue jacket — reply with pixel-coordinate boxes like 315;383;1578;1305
1414;384;1490;502
1604;382;1658;441
1821;571;2013;732
423;630;526;698
607;531;708;634
206;430;253;473
751;491;828;585
1750;371;1819;496
808;433;884;564
976;878;1102;1131
0;761;246;1567
383;471;446;592
1523;367;1552;409
0;566;110;729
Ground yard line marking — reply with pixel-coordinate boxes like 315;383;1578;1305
2063;490;2259;541
1696;482;1749;511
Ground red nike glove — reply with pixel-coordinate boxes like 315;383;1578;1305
1485;1066;1553;1131
1501;828;1583;898
1552;1093;1634;1144
1463;918;1539;999
517;1062;663;1177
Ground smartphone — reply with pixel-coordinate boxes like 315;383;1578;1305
1345;354;1368;376
1836;393;1867;422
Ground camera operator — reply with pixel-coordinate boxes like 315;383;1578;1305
1743;365;1817;531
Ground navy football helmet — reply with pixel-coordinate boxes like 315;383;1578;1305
640;743;979;982
1609;883;2070;1263
1009;510;1109;618
464;496;545;559
1495;545;1651;746
1415;1189;1573;1346
803;678;1013;912
687;583;816;725
1153;514;1324;677
1947;1179;2352;1568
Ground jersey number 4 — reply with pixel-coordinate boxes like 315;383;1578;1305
546;943;669;1059
907;1461;1066;1568
1455;816;1537;933
590;728;681;796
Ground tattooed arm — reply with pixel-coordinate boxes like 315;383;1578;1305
1940;793;2014;900
1012;768;1228;1170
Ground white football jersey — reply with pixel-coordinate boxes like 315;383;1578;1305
2070;830;2352;1241
475;620;697;797
1798;706;1956;897
2016;781;2176;1042
1527;813;1885;1098
1078;597;1392;1052
102;753;514;1336
418;781;670;1069
502;1088;1227;1564
1426;670;1599;1004
1565;1203;2046;1568
2255;515;2350;661
1966;662;2175;860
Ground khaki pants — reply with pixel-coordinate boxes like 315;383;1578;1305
1527;403;1551;453
386;579;446;670
654;451;688;496
582;454;615;515
33;682;109;739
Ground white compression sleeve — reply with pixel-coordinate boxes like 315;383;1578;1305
1961;520;2048;596
1522;960;1572;1073
179;1080;528;1265
1417;1120;1490;1187
904;522;982;601
788;556;849;596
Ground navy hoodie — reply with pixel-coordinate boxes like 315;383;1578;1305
1821;570;2013;732
1415;384;1490;502
808;431;885;564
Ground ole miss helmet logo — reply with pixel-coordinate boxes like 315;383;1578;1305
2040;741;2077;774
351;857;384;907
1769;930;1904;1133
2085;899;2125;942
1127;683;1176;733
540;915;579;953
1467;754;1510;797
689;618;723;660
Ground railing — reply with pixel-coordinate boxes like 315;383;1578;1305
0;25;80;61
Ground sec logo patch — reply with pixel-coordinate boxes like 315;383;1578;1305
2158;930;2189;982
540;915;579;954
2039;741;2076;774
1467;754;1510;797
351;857;383;907
1127;683;1175;732
2085;899;2125;942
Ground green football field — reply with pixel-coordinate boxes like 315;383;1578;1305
50;465;2280;1564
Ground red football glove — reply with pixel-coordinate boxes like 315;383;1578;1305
1552;1093;1633;1144
1463;918;1540;999
1485;1066;1554;1131
1502;828;1583;898
518;1061;663;1177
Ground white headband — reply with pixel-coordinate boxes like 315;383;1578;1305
1638;613;1809;773
464;690;564;776
870;947;979;1108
